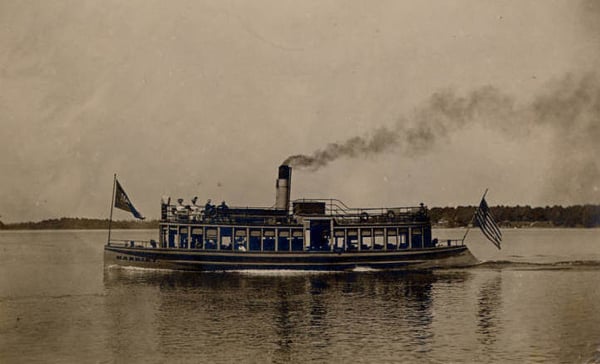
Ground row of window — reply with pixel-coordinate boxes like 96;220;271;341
160;225;431;251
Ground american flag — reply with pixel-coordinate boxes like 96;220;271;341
474;197;502;249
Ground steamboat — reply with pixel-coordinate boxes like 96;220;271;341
104;165;479;271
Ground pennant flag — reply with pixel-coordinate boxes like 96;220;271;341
114;179;145;220
474;197;502;249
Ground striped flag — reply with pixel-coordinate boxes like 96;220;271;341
474;197;502;249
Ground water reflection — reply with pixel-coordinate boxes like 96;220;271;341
476;272;503;346
103;269;471;362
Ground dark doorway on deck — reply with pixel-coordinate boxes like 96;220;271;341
309;219;331;251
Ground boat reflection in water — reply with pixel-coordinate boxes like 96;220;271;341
102;269;471;363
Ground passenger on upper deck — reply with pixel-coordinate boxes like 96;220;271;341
175;198;189;220
190;196;201;221
204;199;216;218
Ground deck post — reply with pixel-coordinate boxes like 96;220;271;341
188;225;191;249
217;227;221;250
246;227;250;251
384;228;388;251
330;220;334;252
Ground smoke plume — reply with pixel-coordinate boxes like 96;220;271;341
284;73;600;203
283;127;400;170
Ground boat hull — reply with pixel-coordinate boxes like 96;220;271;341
104;245;478;271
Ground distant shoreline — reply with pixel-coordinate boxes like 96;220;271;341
0;217;158;230
1;204;599;230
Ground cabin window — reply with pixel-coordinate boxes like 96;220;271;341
291;229;304;251
278;230;290;251
361;229;373;250
249;229;261;251
234;229;247;251
398;228;409;249
191;228;203;249
263;229;275;251
180;233;188;248
347;229;358;250
168;228;177;248
333;230;345;250
220;227;233;250
179;227;189;249
423;226;433;248
386;228;398;250
205;228;218;250
374;229;384;250
161;227;168;248
411;228;423;249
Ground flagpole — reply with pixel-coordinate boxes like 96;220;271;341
461;188;488;244
107;174;116;245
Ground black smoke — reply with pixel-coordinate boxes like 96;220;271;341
284;73;600;203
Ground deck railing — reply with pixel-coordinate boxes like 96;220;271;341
294;198;429;224
107;237;464;250
158;199;429;225
108;239;158;249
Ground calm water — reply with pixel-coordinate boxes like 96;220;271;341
1;228;600;363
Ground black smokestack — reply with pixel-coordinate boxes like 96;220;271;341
283;73;600;203
275;165;292;211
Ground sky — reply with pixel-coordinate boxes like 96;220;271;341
1;0;599;222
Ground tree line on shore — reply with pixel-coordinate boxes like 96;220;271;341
0;204;598;229
429;204;600;228
0;217;158;230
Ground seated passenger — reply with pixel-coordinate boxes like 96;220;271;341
175;198;189;221
204;199;216;218
190;197;201;221
217;201;229;216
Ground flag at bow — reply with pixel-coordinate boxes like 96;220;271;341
114;179;145;220
474;197;502;249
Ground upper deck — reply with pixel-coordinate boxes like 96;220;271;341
160;198;430;227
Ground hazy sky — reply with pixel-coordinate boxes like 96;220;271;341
1;1;599;222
